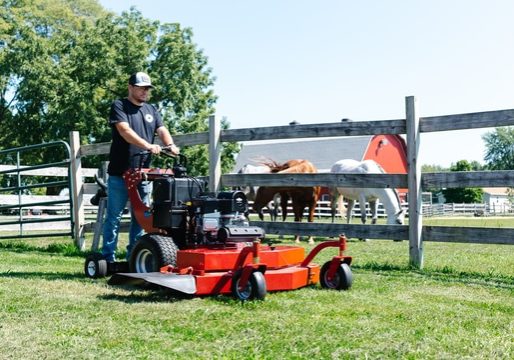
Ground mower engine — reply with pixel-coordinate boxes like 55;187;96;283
151;175;264;245
191;191;264;243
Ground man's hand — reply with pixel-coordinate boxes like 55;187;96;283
163;144;180;156
147;144;162;154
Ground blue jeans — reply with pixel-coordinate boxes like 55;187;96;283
101;175;150;262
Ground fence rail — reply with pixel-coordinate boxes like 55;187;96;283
2;96;514;269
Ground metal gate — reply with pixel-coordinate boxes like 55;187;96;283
0;141;73;239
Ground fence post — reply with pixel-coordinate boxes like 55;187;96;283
209;115;221;192
69;131;85;250
406;96;423;268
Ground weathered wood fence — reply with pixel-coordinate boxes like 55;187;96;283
69;96;514;268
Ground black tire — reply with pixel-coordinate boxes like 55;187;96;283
231;270;267;301
320;262;353;290
129;234;178;273
84;253;108;279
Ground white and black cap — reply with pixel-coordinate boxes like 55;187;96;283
128;72;154;88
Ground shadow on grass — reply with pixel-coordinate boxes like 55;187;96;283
0;270;85;281
99;286;194;303
100;289;273;307
354;261;514;289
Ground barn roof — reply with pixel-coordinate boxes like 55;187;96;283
233;136;373;172
482;187;510;196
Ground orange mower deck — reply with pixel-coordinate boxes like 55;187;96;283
109;235;353;298
175;245;321;295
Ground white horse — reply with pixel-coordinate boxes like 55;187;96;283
237;164;280;221
330;159;405;225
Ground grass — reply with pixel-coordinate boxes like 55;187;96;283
0;218;513;359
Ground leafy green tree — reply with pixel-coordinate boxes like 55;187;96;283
442;160;483;203
0;1;237;176
483;127;514;170
421;164;448;196
421;164;448;173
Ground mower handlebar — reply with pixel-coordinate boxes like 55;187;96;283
136;145;177;158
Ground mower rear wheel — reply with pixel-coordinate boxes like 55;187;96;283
84;253;108;279
129;234;178;273
320;262;353;290
231;270;267;301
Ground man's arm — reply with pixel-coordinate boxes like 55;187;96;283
157;126;180;155
115;122;162;154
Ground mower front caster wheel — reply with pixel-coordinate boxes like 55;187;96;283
84;253;108;279
320;262;353;290
231;271;267;301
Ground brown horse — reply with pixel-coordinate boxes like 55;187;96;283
253;159;320;243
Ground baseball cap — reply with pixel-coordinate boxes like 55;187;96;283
128;72;154;88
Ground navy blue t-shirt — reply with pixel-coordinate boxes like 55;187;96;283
107;98;164;175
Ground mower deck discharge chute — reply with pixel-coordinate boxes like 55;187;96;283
85;153;353;300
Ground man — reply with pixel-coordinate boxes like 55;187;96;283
102;71;180;262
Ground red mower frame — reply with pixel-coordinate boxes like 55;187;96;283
85;154;354;301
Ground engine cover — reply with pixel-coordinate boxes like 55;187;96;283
152;177;205;228
153;177;204;206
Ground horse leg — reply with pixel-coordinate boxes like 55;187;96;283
338;193;346;221
252;199;265;221
307;198;317;244
280;193;289;221
370;200;378;225
346;199;354;224
358;195;369;241
292;199;303;243
279;193;289;239
267;200;276;222
271;193;281;222
358;194;367;225
330;188;338;223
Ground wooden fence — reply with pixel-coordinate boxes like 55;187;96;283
66;96;514;268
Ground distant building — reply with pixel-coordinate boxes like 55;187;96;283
482;187;512;213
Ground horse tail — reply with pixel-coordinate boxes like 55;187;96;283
392;188;402;213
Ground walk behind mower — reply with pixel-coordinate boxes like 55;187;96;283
84;150;353;300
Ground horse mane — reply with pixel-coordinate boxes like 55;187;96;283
258;159;315;173
248;156;274;166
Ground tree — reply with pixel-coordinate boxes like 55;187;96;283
483;127;514;170
421;164;448;196
421;164;448;173
149;22;239;176
442;160;483;203
0;1;237;175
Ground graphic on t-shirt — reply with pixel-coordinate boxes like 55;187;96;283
145;114;154;123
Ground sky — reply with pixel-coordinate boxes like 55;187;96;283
98;0;514;167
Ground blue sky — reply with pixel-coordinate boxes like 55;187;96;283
98;0;514;167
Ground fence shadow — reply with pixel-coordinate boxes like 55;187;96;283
354;261;514;290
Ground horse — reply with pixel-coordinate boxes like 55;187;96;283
329;159;405;226
253;159;321;243
236;163;280;221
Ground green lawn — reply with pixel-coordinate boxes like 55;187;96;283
0;218;513;359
